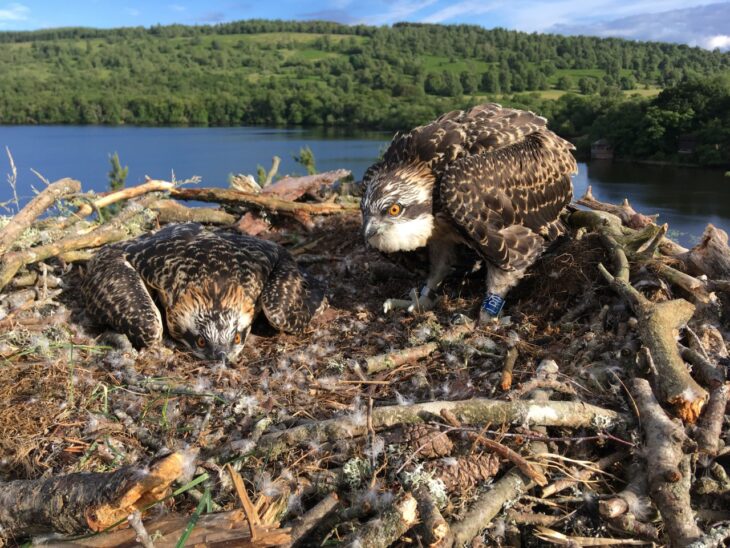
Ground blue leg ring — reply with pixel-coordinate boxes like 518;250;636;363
481;293;505;316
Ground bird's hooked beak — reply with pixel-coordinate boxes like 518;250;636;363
363;219;379;243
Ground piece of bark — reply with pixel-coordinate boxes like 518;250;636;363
253;398;623;459
577;185;656;229
413;487;452;547
342;492;418;547
261;169;351;201
0;450;194;541
681;224;730;280
170;187;359;216
149;199;236;225
236;212;270;236
631;378;701;547
51;510;290;547
0;178;81;256
500;346;519;391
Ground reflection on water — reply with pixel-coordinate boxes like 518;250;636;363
0;125;727;246
572;161;730;245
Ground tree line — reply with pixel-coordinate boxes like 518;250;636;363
0;20;728;165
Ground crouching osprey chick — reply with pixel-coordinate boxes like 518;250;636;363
82;223;326;362
361;103;576;321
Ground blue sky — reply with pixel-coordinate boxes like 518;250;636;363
0;1;728;49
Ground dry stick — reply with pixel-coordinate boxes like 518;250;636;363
253;398;623;460
261;168;350;200
450;468;534;544
170;187;360;216
0;177;81;256
365;324;473;374
500;346;519;391
631;377;701;547
440;408;547;487
342;492;418;547
64;179;176;225
286;492;339;548
0;205;152;292
0;451;193;540
542;451;627;499
149;199;236;225
597;246;707;422
607;513;661;543
414;486;452;547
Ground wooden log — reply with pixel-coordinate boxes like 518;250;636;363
342;492;418;547
253;398;623;459
414;487;452;547
149;199;236;225
286;492;340;547
170;187;359;216
631;378;701;547
0;177;80;255
0;451;193;540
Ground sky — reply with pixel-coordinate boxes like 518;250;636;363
0;0;728;50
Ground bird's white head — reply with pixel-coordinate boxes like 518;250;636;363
169;283;255;363
361;165;436;253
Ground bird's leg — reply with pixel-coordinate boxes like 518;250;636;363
479;266;526;323
383;239;455;314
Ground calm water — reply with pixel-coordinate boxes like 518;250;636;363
1;125;728;246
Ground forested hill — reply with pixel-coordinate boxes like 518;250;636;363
0;19;729;164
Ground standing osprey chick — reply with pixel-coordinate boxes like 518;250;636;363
82;223;325;362
361;103;576;321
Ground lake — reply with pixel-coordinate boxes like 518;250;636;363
1;125;728;246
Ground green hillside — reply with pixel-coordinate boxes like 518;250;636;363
0;19;727;128
0;20;728;165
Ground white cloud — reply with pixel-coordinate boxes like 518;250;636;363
0;3;29;21
361;0;439;25
126;7;140;17
169;3;186;12
703;34;730;49
421;0;502;24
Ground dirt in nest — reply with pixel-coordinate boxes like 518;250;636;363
0;213;684;544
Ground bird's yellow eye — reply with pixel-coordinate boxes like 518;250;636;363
233;332;242;345
388;203;402;217
196;336;206;349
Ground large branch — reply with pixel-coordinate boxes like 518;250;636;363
253;398;622;459
149;199;236;225
0;205;154;292
170;187;360;216
577;185;657;229
631;378;701;547
0;451;193;540
0;177;80;255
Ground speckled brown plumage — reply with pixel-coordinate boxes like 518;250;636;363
82;223;325;361
361;103;577;316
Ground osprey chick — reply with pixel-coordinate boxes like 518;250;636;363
361;103;576;321
82;223;325;362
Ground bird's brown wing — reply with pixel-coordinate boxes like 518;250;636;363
440;131;575;271
363;103;554;182
81;244;163;348
259;250;326;334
